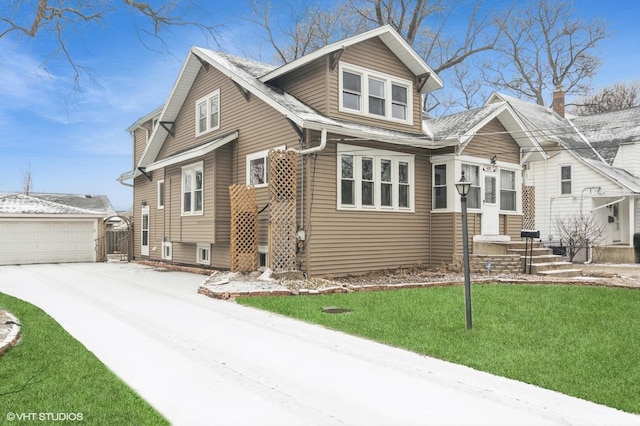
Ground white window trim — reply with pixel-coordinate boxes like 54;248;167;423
246;145;286;188
338;62;413;125
141;204;150;256
258;245;269;269
195;89;220;136
337;143;415;212
560;164;572;195
181;161;204;216
196;243;211;265
162;241;172;261
432;163;448;210
157;180;165;209
499;169;518;213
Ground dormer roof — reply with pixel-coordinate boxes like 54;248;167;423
260;25;443;94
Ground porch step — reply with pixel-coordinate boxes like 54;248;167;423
509;247;554;256
537;268;584;278
521;254;564;264
528;261;579;275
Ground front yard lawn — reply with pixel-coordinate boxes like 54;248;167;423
0;293;168;425
238;284;640;414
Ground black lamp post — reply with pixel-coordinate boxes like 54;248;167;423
455;171;473;330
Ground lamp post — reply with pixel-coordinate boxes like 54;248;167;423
456;171;473;330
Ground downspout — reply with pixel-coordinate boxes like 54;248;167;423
293;128;328;277
296;128;327;155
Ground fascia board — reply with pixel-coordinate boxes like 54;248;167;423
192;47;304;129
260;25;443;92
138;51;202;168
145;131;238;172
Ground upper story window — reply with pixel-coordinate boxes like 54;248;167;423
195;89;220;136
560;165;572;195
182;162;203;216
246;146;286;188
339;62;413;125
500;170;516;211
337;144;414;212
433;164;447;209
461;164;481;209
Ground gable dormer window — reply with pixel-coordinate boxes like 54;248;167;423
339;62;413;125
195;89;220;136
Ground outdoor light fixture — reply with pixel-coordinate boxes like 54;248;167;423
456;171;473;330
455;172;471;197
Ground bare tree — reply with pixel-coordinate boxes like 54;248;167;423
554;212;607;262
246;0;368;64
570;81;640;115
0;0;222;85
22;162;33;195
247;0;504;113
483;0;608;106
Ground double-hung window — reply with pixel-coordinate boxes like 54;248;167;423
339;63;413;124
182;162;203;215
500;170;517;211
433;164;447;209
461;164;481;209
195;89;220;136
560;165;572;195
337;144;414;211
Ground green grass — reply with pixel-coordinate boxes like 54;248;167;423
0;293;168;425
238;284;640;414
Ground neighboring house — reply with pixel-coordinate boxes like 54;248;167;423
0;193;115;265
487;92;640;262
118;26;547;277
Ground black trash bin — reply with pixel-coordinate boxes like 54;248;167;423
634;233;640;263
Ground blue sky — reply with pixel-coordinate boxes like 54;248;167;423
0;0;638;211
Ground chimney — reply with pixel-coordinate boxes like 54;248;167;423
552;86;565;117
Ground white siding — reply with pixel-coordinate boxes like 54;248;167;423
527;151;625;242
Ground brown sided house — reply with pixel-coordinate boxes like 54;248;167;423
118;26;543;277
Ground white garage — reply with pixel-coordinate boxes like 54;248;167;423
0;193;107;266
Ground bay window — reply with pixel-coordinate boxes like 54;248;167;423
433;164;447;209
461;164;480;209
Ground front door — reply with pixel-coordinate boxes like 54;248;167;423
482;173;499;236
141;205;150;256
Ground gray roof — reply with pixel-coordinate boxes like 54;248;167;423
489;93;603;162
0;193;115;216
571;106;640;165
426;103;503;142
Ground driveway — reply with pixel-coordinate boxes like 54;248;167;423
1;262;638;426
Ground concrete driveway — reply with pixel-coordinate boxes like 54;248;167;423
1;262;638;426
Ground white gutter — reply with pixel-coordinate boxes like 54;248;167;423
295;128;327;155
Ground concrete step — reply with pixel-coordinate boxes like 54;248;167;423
521;254;564;264
508;247;554;256
528;261;576;275
537;268;584;278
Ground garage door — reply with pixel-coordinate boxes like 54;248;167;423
0;220;97;265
